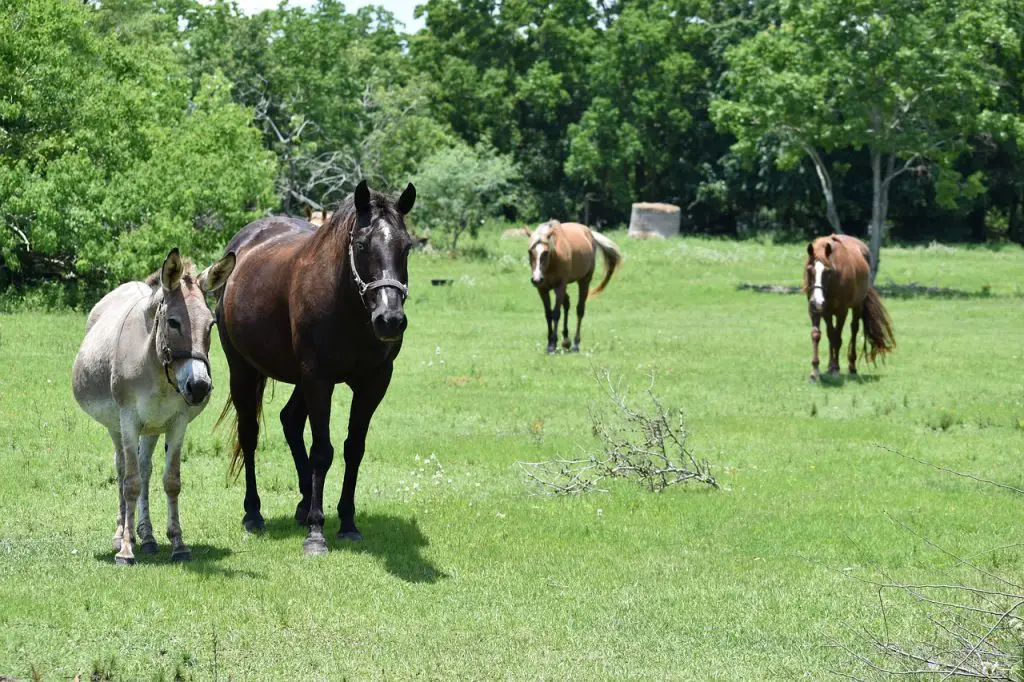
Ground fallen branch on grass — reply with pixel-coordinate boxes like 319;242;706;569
519;370;718;495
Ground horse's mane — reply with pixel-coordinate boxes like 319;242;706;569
529;220;559;248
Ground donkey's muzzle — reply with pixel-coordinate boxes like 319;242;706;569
184;377;211;405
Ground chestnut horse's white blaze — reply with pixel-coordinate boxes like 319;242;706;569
72;249;235;565
809;261;826;311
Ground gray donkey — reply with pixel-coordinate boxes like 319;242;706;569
73;248;235;565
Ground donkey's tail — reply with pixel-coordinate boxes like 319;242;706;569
589;231;622;297
215;375;267;480
861;288;896;364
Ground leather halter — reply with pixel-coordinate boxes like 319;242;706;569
160;346;211;396
348;240;408;305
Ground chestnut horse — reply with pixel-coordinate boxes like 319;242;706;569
528;220;621;353
803;234;895;381
216;181;416;555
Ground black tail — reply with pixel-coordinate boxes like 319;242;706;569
215;375;268;479
861;288;895;363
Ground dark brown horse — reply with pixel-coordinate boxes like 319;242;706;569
216;181;416;555
803;234;895;381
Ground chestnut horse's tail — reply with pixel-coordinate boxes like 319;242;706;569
216;375;268;479
861;287;896;363
589;231;622;296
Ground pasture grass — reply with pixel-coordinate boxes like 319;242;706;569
1;232;1023;680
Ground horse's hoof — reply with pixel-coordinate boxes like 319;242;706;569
336;530;363;543
808;374;819;383
139;539;158;554
242;516;266;533
546;347;556;355
171;548;192;562
114;555;135;567
303;535;329;556
571;345;580;353
561;339;571;350
112;537;122;552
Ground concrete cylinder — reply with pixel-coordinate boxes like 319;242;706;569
628;202;681;239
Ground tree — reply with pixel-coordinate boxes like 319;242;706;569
711;0;1020;280
411;143;521;250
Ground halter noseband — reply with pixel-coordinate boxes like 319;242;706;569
348;241;408;305
160;347;211;396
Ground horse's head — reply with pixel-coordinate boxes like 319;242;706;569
151;248;236;406
804;238;835;314
350;180;416;342
528;221;557;287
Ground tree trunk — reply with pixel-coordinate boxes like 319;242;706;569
803;144;843;234
868;148;885;284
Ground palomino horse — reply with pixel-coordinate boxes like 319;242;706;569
304;206;331;227
72;249;236;565
528;220;622;353
216;181;416;556
804;234;895;381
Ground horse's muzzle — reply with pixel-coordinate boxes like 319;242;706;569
372;309;407;342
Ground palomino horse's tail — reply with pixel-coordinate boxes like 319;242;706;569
589;231;622;296
216;375;268;479
861;288;896;363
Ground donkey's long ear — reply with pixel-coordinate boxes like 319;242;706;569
396;183;416;215
198;252;236;294
161;248;183;292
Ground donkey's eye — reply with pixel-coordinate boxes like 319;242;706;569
168;318;181;331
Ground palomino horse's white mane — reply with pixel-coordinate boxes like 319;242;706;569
529;220;559;249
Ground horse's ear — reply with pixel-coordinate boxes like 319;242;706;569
304;204;313;220
806;243;814;258
824;242;832;260
355;180;371;215
396;183;416;215
198;252;236;294
161;248;183;292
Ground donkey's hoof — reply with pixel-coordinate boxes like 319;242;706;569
303;535;329;557
242;516;266;533
336;530;363;543
171;547;192;562
139;539;159;555
112;537;122;552
114;555;135;567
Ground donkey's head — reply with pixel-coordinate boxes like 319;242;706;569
150;249;236;406
350;180;416;342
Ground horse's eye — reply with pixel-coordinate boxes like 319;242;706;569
168;318;181;331
355;241;366;252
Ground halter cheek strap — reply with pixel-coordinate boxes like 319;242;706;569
348;242;408;303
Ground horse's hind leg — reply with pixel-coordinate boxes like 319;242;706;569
281;385;312;524
552;282;567;353
163;417;191;561
231;368;266;532
827;310;847;375
572;275;592;352
847;309;861;375
561;292;571;350
135;434;159;554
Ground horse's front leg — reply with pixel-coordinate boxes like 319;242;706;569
560;291;571;350
538;287;556;354
300;377;336;556
809;310;822;382
163;417;192;561
551;282;567;353
115;412;142;565
337;364;393;543
135;435;159;554
829;310;847;375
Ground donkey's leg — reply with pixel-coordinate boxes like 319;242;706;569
829;310;847;375
115;412;142;565
135;435;159;554
848;309;861;375
809;311;822;382
280;384;312;524
300;377;337;556
337;364;394;543
572;275;592;352
231;370;265;533
539;287;556;354
163;417;191;561
560;292;571;349
110;430;127;552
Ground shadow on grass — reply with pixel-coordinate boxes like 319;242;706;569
264;512;447;584
738;281;1004;300
814;373;883;389
92;543;262;578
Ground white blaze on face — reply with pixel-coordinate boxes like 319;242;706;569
810;261;826;308
531;243;546;281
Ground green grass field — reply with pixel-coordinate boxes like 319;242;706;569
1;233;1022;681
